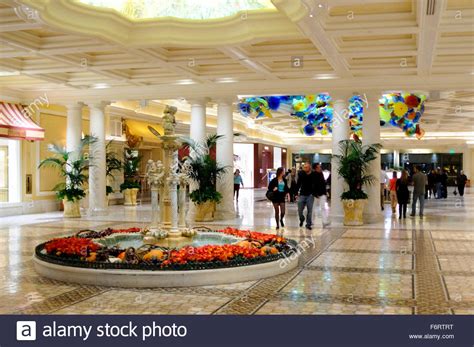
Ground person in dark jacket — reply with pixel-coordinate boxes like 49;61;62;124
456;170;468;197
268;167;289;230
313;163;330;227
439;169;448;199
427;169;436;199
396;169;410;219
296;163;315;230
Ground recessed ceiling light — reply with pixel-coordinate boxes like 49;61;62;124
318;4;324;8
92;83;110;89
0;71;20;77
175;79;196;85
215;77;237;83
312;74;338;80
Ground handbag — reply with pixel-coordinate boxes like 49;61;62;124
266;190;276;202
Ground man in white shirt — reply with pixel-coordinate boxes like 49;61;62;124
380;168;387;211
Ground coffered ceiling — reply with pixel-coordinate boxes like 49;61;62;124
0;0;473;137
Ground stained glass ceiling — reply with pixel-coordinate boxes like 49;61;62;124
76;0;275;20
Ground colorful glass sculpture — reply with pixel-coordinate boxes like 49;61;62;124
379;93;426;139
237;94;333;136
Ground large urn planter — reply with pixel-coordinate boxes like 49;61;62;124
123;188;139;206
63;199;81;218
194;201;216;222
342;199;367;226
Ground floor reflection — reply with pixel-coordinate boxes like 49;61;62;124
0;188;472;314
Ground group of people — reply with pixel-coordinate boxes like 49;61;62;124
426;168;468;199
382;166;469;219
267;162;329;230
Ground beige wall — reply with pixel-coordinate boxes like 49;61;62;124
19;108;165;204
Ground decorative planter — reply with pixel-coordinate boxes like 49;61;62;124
194;201;216;222
342;199;367;226
63;199;81;218
123;188;139;206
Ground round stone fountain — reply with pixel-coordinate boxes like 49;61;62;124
33;105;299;287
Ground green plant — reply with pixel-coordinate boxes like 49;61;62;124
106;141;122;195
181;134;228;205
332;139;382;200
38;135;97;202
120;148;141;192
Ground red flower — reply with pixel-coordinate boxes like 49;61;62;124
44;237;101;257
217;227;286;245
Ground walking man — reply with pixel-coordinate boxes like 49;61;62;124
456;170;468;197
411;165;426;217
313;163;330;227
296;163;315;230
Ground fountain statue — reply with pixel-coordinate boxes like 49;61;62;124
144;105;196;247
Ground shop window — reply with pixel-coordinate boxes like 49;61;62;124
0;139;20;203
0;146;8;202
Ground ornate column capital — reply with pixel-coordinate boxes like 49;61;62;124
65;102;84;111
86;101;110;110
186;97;210;107
214;96;237;106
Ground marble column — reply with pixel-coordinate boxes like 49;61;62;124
65;102;83;160
362;94;383;223
215;98;236;220
330;95;350;221
393;149;400;168
87;102;108;215
186;98;208;222
189;98;208;150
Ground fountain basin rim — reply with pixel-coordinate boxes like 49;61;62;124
33;253;299;288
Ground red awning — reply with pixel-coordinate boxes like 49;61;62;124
0;101;44;141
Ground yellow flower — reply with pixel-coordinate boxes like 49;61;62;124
294;101;306;112
305;95;316;103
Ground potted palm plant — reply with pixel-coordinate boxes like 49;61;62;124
105;141;122;206
38;135;97;218
120;148;141;206
332;139;381;226
182;134;227;222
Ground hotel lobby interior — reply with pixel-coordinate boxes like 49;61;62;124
0;0;473;317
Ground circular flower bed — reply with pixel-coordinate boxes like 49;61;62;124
35;227;297;271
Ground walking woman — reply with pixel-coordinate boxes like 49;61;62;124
456;170;468;197
396;170;410;219
233;169;244;201
268;167;289;230
389;171;398;214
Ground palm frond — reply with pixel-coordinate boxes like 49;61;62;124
38;157;65;169
77;135;97;153
52;182;66;192
205;134;223;149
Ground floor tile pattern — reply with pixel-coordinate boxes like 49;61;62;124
0;188;473;315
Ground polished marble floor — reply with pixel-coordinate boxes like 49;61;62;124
0;188;473;315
